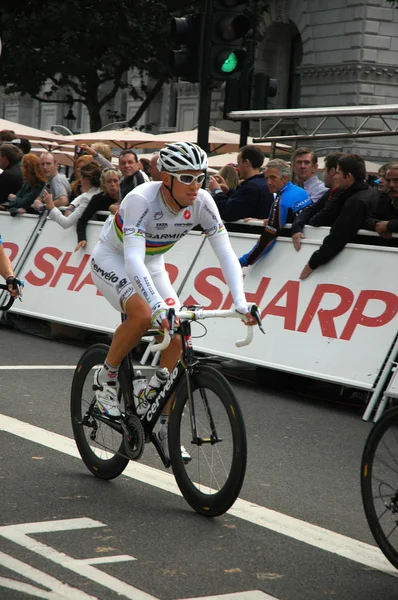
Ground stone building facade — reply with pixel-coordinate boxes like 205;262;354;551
1;0;398;161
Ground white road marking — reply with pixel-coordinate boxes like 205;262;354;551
179;594;277;600
0;520;155;600
1;413;397;578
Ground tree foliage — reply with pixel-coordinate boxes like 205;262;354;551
0;0;202;131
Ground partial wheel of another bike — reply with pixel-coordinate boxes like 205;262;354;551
71;343;132;480
361;406;398;569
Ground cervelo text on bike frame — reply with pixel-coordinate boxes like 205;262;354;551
141;361;185;431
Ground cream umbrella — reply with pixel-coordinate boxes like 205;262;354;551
138;126;292;154
0;118;70;144
67;128;161;150
207;152;271;170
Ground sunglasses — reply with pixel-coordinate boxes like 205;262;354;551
169;172;206;185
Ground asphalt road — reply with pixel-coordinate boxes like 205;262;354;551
0;324;397;600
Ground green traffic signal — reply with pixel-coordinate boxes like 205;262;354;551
221;52;238;73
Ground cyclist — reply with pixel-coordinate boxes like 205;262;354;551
90;142;256;457
0;235;20;297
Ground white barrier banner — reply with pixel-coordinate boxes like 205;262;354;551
0;213;38;265
178;233;398;389
11;219;204;333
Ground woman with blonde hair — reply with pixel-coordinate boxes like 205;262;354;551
43;160;101;229
8;153;46;216
217;164;240;190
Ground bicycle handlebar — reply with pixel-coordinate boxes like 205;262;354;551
0;279;24;311
150;305;263;353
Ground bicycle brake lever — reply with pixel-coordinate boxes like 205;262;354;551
167;307;175;339
251;304;265;334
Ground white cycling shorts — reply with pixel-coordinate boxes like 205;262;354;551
90;241;180;314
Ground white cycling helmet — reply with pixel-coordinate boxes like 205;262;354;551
157;142;208;172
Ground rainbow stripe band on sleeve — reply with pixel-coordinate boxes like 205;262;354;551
114;212;124;243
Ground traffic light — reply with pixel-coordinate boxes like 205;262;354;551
169;14;203;83
210;1;252;80
251;73;278;110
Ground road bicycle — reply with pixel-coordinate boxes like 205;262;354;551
361;406;398;569
71;305;264;517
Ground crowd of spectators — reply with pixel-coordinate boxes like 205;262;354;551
1;131;397;277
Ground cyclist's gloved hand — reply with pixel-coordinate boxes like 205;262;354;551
151;302;168;329
235;302;257;326
6;276;23;299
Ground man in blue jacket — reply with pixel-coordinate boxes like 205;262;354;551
208;145;274;221
239;159;312;267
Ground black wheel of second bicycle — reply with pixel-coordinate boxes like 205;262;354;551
361;406;398;569
168;365;247;517
71;343;132;480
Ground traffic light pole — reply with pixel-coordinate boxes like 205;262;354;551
239;0;259;147
197;0;213;153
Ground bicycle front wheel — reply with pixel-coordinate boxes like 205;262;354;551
361;406;398;569
168;365;247;517
71;343;131;480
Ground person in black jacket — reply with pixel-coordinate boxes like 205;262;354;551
299;154;379;280
364;162;398;240
75;168;122;252
119;149;145;199
207;145;274;221
291;152;345;251
0;144;23;208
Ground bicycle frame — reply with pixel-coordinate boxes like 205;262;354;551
123;319;198;441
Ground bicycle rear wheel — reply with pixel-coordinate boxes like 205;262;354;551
361;406;398;569
71;343;131;480
168;365;247;517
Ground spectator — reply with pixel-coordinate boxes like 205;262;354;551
375;163;389;194
138;157;150;182
291;152;345;251
208;145;274;221
364;162;398;239
78;142;114;170
70;154;98;200
119;149;145;198
148;153;161;181
216;164;239;191
0;144;23;209
32;152;71;211
239;159;312;267
75;167;122;251
299;153;379;279
11;138;32;155
42;161;101;229
8;153;46;216
292;147;328;203
0;130;16;142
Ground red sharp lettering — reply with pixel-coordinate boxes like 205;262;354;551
25;247;62;286
261;280;299;331
50;252;90;290
182;267;225;309
223;276;271;310
165;263;178;285
340;290;398;341
3;242;18;263
297;283;354;338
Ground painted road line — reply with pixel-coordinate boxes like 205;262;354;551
0;365;154;370
0;413;396;577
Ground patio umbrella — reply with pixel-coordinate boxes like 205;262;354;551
207;152;270;169
138;126;292;154
0;118;70;144
67;128;161;150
